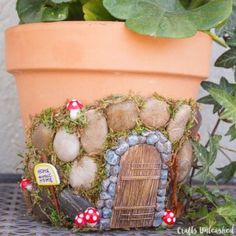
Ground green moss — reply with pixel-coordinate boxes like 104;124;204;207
133;118;148;134
49;207;61;226
103;130;129;150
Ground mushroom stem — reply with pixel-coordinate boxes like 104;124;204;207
70;109;80;120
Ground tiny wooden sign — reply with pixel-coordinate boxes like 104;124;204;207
34;163;60;186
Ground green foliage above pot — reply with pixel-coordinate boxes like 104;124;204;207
16;0;233;39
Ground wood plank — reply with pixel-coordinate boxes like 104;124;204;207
121;176;160;180
114;205;156;210
110;144;161;229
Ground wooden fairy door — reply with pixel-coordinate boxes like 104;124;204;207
110;144;161;228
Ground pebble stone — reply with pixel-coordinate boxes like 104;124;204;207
110;166;120;176
177;140;193;183
53;129;80;162
156;196;166;204
157;189;166;197
159;179;167;189
102;207;112;219
102;179;110;191
105;150;120;166
80;110;108;154
153;218;162;227
105;164;111;177
138;135;146;143
106;100;139;131
108;183;116;197
156;131;168;142
146;134;159;145
127;135;139;146
115;142;129;156
105;199;114;209
167;104;192;142
155;210;165;218
156;141;172;154
99;219;110;229
100;192;111;200
156;202;165;211
69;156;97;189
96;200;104;209
161;153;172;164
140;98;170;129
109;176;118;183
32;124;53;151
160;170;168;180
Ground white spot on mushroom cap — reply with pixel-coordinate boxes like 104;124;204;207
86;215;90;220
93;215;97;221
79;213;84;218
173;217;176;222
72;102;78;107
167;218;172;223
78;218;82;224
170;212;174;218
88;209;94;214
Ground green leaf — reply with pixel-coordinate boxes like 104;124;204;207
216;3;236;47
42;4;69;21
216;161;236;183
103;0;232;38
192;136;221;183
198;77;236;113
67;1;84;20
209;87;236;123
216;203;236;225
83;0;115;21
226;124;236;140
51;0;74;3
215;48;236;68
16;0;46;23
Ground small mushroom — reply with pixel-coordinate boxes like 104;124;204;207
74;212;86;228
66;99;84;120
162;209;176;225
84;207;100;227
20;179;33;191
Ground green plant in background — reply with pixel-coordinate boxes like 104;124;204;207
16;0;233;40
183;2;236;232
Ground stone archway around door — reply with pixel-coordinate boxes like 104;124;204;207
97;130;172;230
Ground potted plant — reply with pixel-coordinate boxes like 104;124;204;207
5;0;232;125
5;0;236;232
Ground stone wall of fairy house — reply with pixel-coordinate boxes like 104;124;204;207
22;94;199;229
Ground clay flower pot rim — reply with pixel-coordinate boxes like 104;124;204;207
6;20;209;39
5;21;212;124
6;21;212;78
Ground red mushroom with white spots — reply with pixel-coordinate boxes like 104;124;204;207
162;209;176;225
20;179;33;191
66;99;84;120
84;207;100;227
74;212;86;228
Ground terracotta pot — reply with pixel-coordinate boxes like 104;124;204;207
5;22;212;126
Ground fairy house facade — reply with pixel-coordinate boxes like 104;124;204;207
22;94;198;230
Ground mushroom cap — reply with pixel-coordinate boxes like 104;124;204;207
20;179;31;189
162;209;176;225
66;99;84;110
74;213;86;227
84;207;100;224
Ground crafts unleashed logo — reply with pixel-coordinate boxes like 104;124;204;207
177;225;235;235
